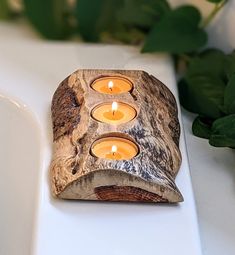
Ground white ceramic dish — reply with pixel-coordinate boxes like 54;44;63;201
0;42;202;255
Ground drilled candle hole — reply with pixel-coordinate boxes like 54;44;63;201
90;136;139;160
91;76;133;94
91;101;137;125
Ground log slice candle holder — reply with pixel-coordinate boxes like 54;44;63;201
50;69;183;203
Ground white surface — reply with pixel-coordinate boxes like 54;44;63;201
182;110;235;255
0;96;41;255
0;24;202;255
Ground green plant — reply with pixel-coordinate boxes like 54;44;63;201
179;49;235;147
0;0;234;148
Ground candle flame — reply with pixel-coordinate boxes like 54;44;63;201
111;145;117;155
111;101;118;113
108;81;114;90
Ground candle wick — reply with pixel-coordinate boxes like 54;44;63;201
110;87;112;92
112;110;115;116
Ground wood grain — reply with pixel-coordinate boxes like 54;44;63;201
50;69;183;203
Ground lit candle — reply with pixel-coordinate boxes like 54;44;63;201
106;145;120;160
91;101;136;125
108;81;114;92
111;101;118;115
91;137;139;160
91;76;133;94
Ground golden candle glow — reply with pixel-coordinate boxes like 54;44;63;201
91;76;133;94
91;102;136;125
111;145;117;154
91;137;139;160
108;80;114;91
111;101;118;115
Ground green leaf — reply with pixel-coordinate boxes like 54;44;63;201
224;51;235;80
178;75;225;118
117;0;170;28
142;5;207;53
0;0;10;19
178;48;235;118
76;0;123;42
209;114;235;147
192;116;212;139
224;74;235;114
187;48;227;80
23;0;70;39
178;78;195;113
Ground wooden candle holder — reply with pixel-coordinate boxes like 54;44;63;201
50;69;183;203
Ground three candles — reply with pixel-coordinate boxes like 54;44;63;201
90;76;138;160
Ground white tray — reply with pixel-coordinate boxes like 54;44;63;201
0;41;202;255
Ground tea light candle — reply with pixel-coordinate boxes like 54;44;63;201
91;76;133;94
91;101;136;125
91;137;139;160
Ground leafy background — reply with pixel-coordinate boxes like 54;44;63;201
0;0;234;148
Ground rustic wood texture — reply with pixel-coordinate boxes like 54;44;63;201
50;69;183;203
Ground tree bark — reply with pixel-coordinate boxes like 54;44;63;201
50;69;183;203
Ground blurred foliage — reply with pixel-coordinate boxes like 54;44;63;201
0;0;10;19
75;0;122;42
0;0;234;148
209;114;235;148
24;0;71;39
142;6;207;53
179;48;235;147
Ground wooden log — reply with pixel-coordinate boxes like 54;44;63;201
50;69;183;203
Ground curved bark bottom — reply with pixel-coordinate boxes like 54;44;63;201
95;185;168;202
55;169;183;203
